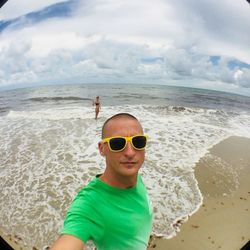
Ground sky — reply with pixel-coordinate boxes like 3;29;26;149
0;0;250;95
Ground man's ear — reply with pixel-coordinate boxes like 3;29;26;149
98;142;105;156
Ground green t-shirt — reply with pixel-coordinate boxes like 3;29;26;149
61;174;153;250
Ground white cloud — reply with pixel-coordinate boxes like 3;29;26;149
235;69;250;88
234;70;243;82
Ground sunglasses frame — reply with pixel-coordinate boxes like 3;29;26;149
102;134;148;152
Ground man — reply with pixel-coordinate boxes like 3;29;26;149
51;113;152;250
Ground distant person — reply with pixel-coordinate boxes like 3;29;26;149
93;96;100;120
51;113;153;250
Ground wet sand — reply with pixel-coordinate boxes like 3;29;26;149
149;136;250;250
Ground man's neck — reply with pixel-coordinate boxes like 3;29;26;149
100;172;138;189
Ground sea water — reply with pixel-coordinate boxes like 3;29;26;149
0;84;250;249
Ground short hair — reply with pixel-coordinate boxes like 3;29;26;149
101;113;139;138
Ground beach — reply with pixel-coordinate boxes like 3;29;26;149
1;84;250;249
149;136;250;250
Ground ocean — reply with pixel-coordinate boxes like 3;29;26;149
0;83;250;249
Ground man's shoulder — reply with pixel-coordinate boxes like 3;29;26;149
77;177;100;196
70;177;97;203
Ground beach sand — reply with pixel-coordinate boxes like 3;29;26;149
149;136;250;250
1;136;249;250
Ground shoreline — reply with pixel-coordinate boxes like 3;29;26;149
149;136;250;250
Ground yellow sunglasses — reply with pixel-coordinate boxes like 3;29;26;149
102;135;148;152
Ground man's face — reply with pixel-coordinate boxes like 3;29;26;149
99;117;145;178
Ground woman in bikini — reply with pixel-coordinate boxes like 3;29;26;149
93;96;100;120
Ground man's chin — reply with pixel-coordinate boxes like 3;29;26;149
120;166;139;177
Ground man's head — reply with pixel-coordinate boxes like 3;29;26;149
101;113;141;138
99;113;146;180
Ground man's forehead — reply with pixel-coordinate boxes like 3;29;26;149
106;116;140;127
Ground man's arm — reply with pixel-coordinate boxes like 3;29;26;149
50;234;85;250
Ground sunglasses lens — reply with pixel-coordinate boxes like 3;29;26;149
132;136;147;149
109;137;126;151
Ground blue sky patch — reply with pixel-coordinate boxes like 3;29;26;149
228;59;250;70
209;56;220;65
0;0;78;32
141;57;164;64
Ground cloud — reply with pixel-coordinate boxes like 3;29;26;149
1;34;249;89
234;68;250;88
0;0;250;95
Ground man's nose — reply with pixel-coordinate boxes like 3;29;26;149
123;141;136;156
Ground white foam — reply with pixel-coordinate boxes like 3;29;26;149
7;106;94;120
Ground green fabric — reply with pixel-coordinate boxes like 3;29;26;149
61;174;153;250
